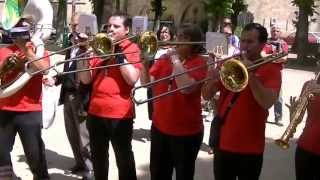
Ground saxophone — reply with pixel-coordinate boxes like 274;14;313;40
275;72;320;149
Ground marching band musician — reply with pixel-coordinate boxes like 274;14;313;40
146;24;176;121
202;23;282;180
77;11;141;180
140;24;207;180
286;79;320;180
0;20;50;180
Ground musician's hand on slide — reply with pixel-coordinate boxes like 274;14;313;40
140;51;151;69
207;64;220;82
42;75;56;87
78;33;89;49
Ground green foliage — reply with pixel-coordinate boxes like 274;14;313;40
202;0;234;17
234;26;243;37
232;0;247;14
291;0;319;16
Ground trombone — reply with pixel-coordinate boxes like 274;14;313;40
131;52;288;105
27;31;206;76
24;32;115;75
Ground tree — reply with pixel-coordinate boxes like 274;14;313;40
202;0;234;31
291;0;318;63
151;0;166;31
90;0;113;28
55;0;67;46
202;0;248;32
230;0;247;32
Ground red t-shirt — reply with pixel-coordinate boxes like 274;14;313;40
263;39;289;54
263;39;288;69
150;55;207;136
0;45;48;112
298;83;320;155
217;62;282;154
88;39;142;119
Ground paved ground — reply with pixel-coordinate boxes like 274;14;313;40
11;54;315;180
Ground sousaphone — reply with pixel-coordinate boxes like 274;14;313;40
0;0;53;98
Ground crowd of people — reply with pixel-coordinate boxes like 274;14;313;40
0;10;319;180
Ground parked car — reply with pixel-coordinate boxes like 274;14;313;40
283;32;320;57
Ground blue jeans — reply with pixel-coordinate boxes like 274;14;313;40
274;87;283;122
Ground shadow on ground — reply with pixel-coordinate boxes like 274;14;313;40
18;149;80;180
16;137;297;180
286;57;319;72
136;137;297;180
133;128;151;143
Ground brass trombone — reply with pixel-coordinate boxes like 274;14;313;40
131;52;288;105
24;32;115;74
27;31;206;76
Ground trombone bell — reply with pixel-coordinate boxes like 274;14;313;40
91;33;114;55
139;31;158;56
220;59;249;92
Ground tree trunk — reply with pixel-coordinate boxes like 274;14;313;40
152;0;163;31
93;0;113;29
55;0;67;45
123;0;129;13
115;0;120;10
296;7;309;63
211;15;222;32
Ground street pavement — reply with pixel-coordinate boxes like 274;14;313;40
11;54;314;180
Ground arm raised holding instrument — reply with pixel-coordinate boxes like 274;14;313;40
205;23;283;180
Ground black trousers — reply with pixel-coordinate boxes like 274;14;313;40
86;115;137;180
295;146;320;180
150;125;203;180
0;110;49;180
213;149;263;180
147;88;153;120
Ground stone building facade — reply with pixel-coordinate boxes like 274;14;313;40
0;0;319;33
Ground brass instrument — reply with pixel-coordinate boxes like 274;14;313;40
0;0;53;98
131;52;288;105
0;54;26;88
275;72;320;149
126;31;206;56
27;31;206;76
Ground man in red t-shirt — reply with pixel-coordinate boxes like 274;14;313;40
286;79;320;180
0;24;50;179
202;23;282;180
77;12;141;180
140;24;206;180
262;24;289;126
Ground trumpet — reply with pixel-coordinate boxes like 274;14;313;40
275;71;320;149
131;52;288;105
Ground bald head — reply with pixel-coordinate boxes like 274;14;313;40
70;14;79;32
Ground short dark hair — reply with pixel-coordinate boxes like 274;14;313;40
156;24;175;41
177;24;204;53
243;23;268;43
109;11;131;28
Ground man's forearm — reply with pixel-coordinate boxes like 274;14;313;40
119;61;140;86
249;74;278;109
77;58;92;84
172;61;196;94
202;79;219;100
